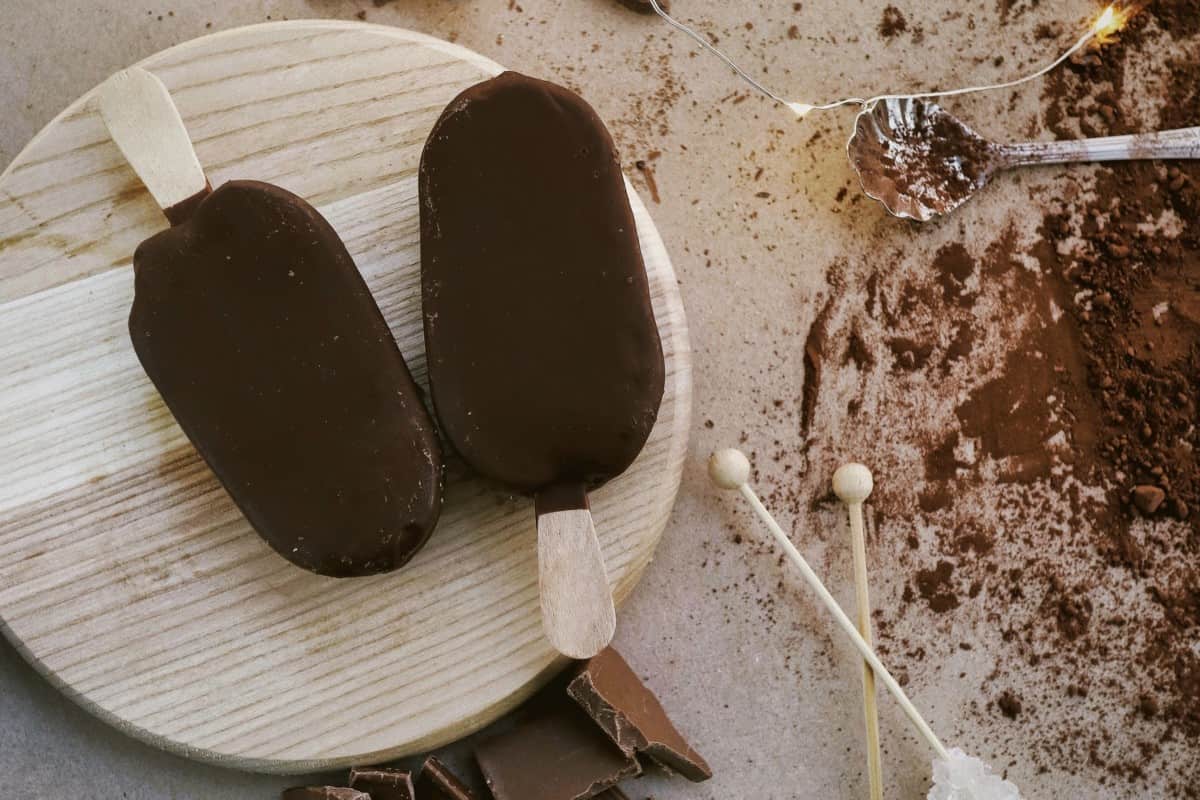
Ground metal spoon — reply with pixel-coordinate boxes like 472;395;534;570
847;96;1200;222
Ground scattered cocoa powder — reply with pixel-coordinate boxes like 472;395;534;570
914;560;960;613
773;3;1200;794
800;297;833;440
635;159;662;204
933;243;975;298
878;5;908;39
1030;11;1200;777
997;690;1023;719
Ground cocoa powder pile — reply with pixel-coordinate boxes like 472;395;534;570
878;5;909;39
749;3;1200;796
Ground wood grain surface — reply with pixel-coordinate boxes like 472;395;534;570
0;21;691;773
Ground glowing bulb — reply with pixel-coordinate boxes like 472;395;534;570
1093;5;1122;37
787;101;814;118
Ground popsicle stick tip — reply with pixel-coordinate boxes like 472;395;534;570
537;508;616;659
833;463;874;504
709;449;751;490
97;67;158;104
95;64;207;216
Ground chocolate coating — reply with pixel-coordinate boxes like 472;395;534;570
420;72;664;494
282;789;368;800
415;756;477;800
348;767;414;800
131;180;442;577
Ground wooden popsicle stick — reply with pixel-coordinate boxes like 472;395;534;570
708;449;950;761
95;67;210;222
535;484;617;659
535;484;614;662
834;464;884;800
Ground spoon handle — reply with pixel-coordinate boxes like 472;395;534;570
1001;126;1200;167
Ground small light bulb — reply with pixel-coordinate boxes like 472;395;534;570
787;101;814;118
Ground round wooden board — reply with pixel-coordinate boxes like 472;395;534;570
0;21;691;773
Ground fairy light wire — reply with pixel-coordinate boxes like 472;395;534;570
646;0;1122;116
646;0;793;106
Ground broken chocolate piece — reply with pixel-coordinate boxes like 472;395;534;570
476;698;639;800
131;180;443;577
414;756;476;800
281;788;368;800
593;789;630;800
420;71;664;496
1132;484;1166;515
568;647;712;782
348;766;415;800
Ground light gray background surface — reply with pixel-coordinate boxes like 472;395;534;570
1;1;1122;798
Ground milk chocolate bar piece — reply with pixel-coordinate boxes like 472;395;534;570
414;756;476;800
348;766;414;800
281;788;368;800
132;180;443;577
568;647;711;782
420;71;664;496
475;699;639;800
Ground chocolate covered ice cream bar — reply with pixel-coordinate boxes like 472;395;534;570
98;68;442;577
420;71;664;656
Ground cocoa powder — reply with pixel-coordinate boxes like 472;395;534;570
767;3;1200;794
878;5;908;39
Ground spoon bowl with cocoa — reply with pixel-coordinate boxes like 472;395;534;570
848;96;1200;222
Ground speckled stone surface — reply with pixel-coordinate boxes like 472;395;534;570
4;1;1157;798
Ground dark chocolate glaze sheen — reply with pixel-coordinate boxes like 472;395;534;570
415;757;477;800
420;72;665;495
131;180;442;577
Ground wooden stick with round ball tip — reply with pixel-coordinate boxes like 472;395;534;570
708;449;950;761
833;463;883;800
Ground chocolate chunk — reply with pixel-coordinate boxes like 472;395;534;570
348;766;414;800
593;789;630;800
1132;485;1166;515
131;180;443;577
476;698;639;800
414;756;476;800
281;788;368;800
420;71;664;496
568;647;711;782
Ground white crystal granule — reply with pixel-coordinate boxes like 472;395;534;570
927;748;1021;800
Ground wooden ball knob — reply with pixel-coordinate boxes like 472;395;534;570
833;463;874;504
708;449;750;490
